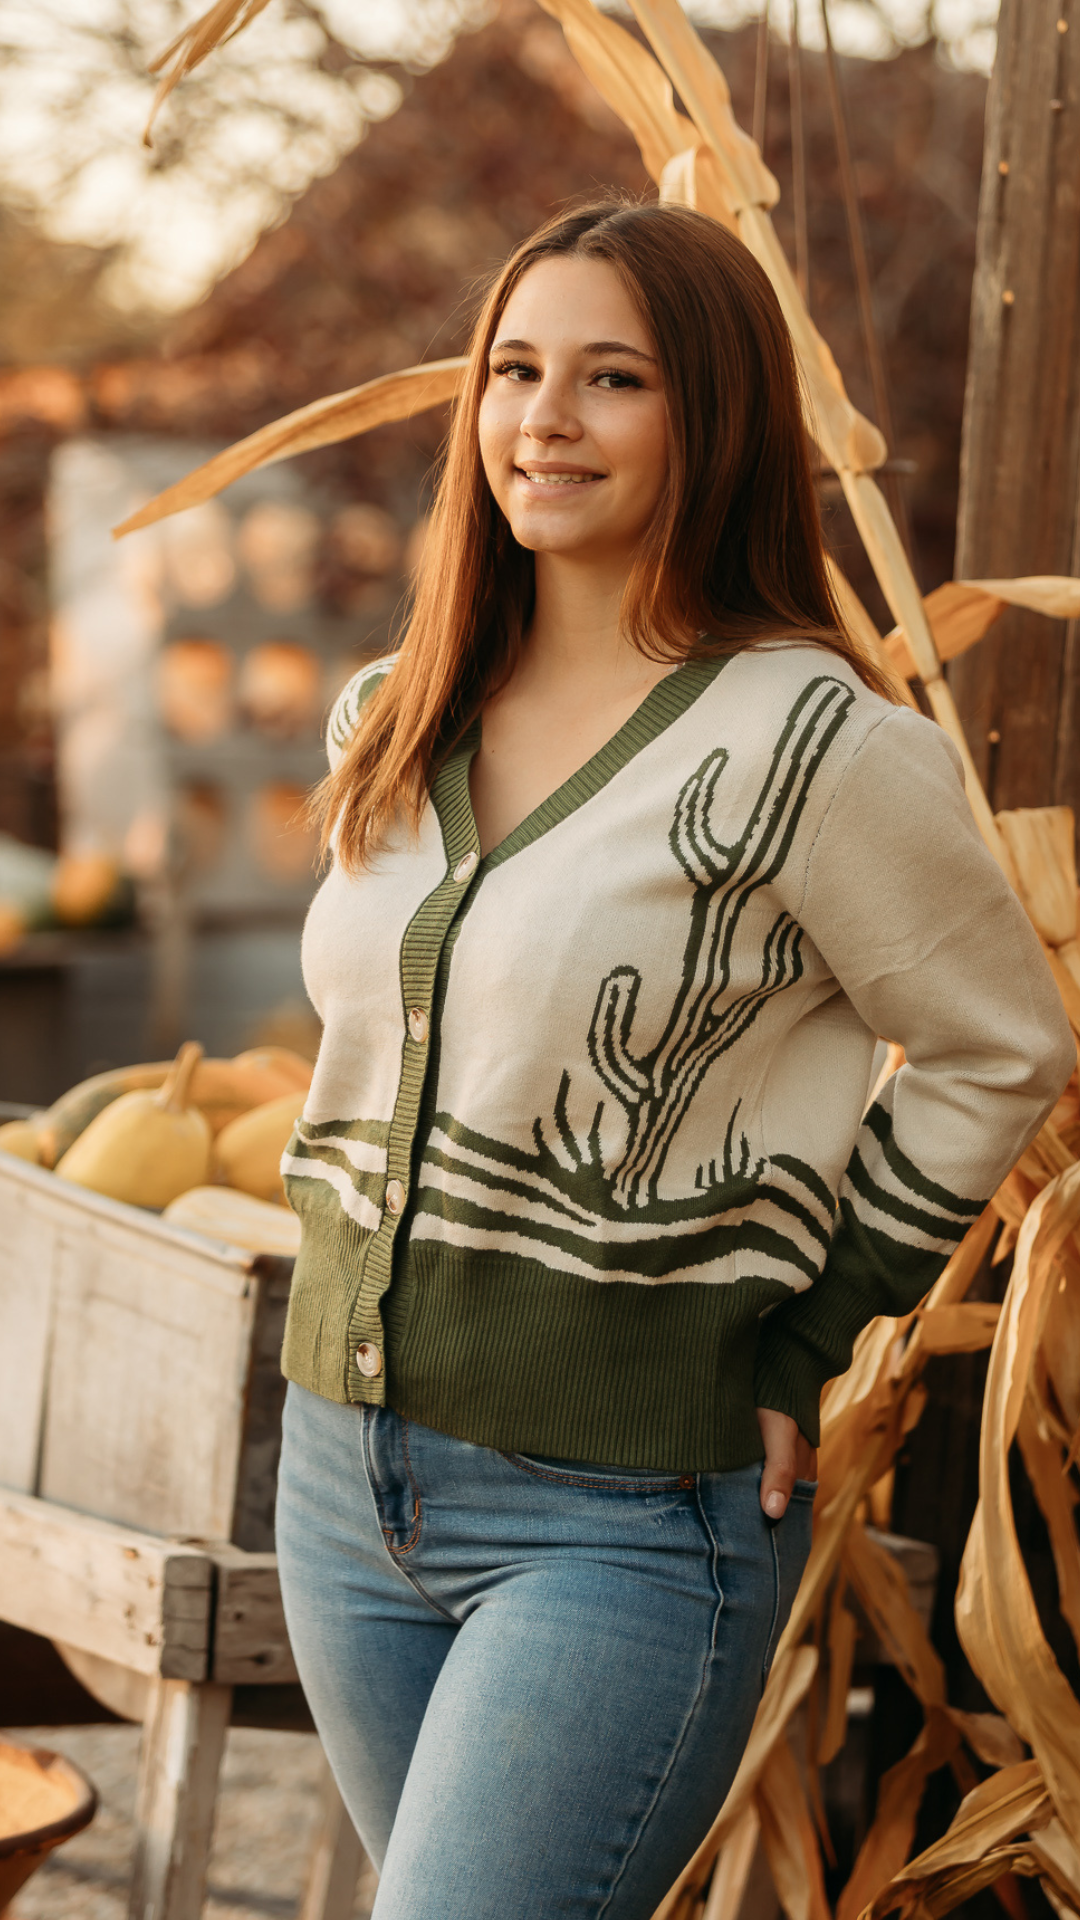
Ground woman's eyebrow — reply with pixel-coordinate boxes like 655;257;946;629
489;336;656;364
584;340;656;363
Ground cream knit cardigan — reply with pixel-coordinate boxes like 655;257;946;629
279;642;1073;1468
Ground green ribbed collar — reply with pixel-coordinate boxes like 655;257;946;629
430;655;730;874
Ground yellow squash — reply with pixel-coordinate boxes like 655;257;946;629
163;1185;301;1256
55;1042;212;1209
212;1091;304;1204
38;1048;313;1164
0;1118;44;1163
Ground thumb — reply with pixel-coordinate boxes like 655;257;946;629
756;1406;799;1520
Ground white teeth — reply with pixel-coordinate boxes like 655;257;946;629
521;471;597;484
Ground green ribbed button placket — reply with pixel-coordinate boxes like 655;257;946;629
345;726;481;1401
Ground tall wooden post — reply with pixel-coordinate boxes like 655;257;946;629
952;0;1080;814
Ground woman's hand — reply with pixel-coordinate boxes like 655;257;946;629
756;1407;817;1519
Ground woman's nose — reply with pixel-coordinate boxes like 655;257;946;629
519;378;582;442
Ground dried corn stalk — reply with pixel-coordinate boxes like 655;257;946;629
113;359;466;538
884;576;1080;681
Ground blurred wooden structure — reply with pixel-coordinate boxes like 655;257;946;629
0;1150;362;1920
954;0;1080;827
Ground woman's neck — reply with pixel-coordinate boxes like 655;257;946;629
524;549;640;691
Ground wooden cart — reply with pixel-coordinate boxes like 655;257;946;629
0;1150;365;1920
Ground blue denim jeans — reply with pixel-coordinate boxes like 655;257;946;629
275;1382;814;1920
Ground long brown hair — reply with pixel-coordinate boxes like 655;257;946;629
316;199;895;870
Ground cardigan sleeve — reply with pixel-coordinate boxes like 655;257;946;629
325;655;397;772
753;704;1075;1444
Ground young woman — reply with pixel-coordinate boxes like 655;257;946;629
275;202;1072;1919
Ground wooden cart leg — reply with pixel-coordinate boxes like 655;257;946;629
299;1750;368;1920
128;1677;233;1920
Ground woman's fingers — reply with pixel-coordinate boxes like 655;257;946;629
755;1406;817;1518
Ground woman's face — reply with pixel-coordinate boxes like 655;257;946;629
478;255;669;568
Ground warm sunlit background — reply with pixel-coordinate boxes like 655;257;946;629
0;0;1000;1103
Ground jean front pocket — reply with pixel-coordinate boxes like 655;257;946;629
760;1486;815;1689
500;1451;694;1494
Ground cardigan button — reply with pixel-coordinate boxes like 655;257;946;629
355;1343;383;1378
453;849;478;884
385;1178;406;1215
408;1007;429;1044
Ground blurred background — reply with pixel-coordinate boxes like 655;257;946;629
0;0;997;1106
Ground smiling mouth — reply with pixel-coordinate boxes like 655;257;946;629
516;467;604;486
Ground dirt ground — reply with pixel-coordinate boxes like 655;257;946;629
4;1725;378;1919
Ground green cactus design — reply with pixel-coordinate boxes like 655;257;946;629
582;675;855;1209
419;677;855;1265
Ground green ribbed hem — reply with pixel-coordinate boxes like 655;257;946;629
380;1243;790;1471
280;1208;374;1403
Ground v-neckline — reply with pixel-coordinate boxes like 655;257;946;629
430;654;731;877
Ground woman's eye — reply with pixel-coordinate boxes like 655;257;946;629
594;370;642;390
491;360;538;383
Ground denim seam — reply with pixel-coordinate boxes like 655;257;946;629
760;1527;782;1688
499;1452;687;1494
380;1552;458;1624
595;1475;724;1918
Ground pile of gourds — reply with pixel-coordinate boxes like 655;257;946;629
0;1042;310;1256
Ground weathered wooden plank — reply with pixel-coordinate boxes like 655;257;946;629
230;1253;293;1551
129;1676;233;1920
298;1755;367;1920
210;1545;298;1685
0;1156;262;1540
0;1151;59;1492
0;1490;212;1679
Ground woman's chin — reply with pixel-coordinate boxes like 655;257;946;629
506;516;618;561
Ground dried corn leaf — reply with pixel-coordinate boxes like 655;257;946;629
838;1710;961;1920
993;1221;1020;1266
842;1522;946;1709
995;1173;1037;1231
914;1302;1001;1356
627;0;776;213
756;1737;832;1920
857;1760;1052;1920
144;0;272;143
1016;1390;1080;1654
1043;1269;1080;1432
658;144;741;233
995;809;1078;947
963;576;1080;622
947;1711;1027;1770
896;1210;1000;1385
536;0;694;185
701;1804;760;1920
956;1165;1080;1848
819;1590;859;1766
1030;1817;1080;1913
113;360;466;537
837;471;1010;872
882;581;1007;681
821;1315;902;1436
877;1845;1048;1920
1058;942;1080;996
1043;954;1080;1047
